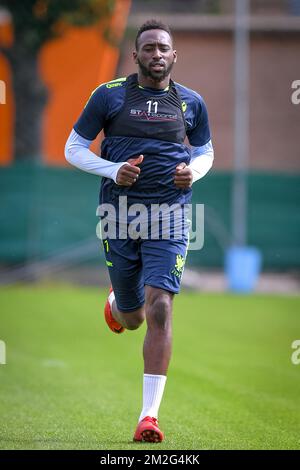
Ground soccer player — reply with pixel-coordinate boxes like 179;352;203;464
65;19;214;443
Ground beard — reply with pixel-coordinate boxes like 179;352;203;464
137;58;175;83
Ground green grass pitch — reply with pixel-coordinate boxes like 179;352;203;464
0;284;299;450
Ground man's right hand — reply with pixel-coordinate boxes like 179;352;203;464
116;155;144;186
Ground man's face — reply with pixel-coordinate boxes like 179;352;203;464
133;29;177;83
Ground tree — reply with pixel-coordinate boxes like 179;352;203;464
0;0;115;161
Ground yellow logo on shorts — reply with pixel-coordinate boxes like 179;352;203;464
181;101;187;113
171;254;185;278
175;254;185;272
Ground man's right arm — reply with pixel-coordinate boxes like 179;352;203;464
65;85;130;182
65;129;143;186
65;128;128;183
65;85;143;185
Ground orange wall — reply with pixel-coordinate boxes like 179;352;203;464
0;0;131;166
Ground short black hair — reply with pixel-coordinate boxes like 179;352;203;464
135;19;173;50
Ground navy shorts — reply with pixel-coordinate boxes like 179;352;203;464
102;236;188;312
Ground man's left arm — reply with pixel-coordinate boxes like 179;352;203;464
174;92;214;189
189;140;214;182
174;140;214;188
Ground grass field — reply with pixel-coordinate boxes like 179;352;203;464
0;284;299;450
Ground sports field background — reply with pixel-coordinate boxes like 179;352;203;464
0;284;299;450
1;0;299;453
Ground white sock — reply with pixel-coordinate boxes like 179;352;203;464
108;290;115;309
139;374;167;422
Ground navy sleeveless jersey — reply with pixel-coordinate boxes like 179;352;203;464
74;74;211;207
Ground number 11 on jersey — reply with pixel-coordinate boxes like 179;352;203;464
146;100;158;113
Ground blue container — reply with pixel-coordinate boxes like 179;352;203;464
225;246;262;293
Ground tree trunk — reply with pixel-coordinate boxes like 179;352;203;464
7;46;48;162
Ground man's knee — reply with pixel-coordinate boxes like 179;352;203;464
145;288;173;331
120;307;145;330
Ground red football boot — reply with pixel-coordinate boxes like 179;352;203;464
104;287;125;334
133;416;164;443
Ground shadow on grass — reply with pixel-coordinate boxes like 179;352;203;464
0;437;163;448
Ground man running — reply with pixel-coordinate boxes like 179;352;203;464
65;19;214;443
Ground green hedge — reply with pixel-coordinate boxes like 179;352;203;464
1;163;299;269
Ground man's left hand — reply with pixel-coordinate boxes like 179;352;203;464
174;163;193;189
